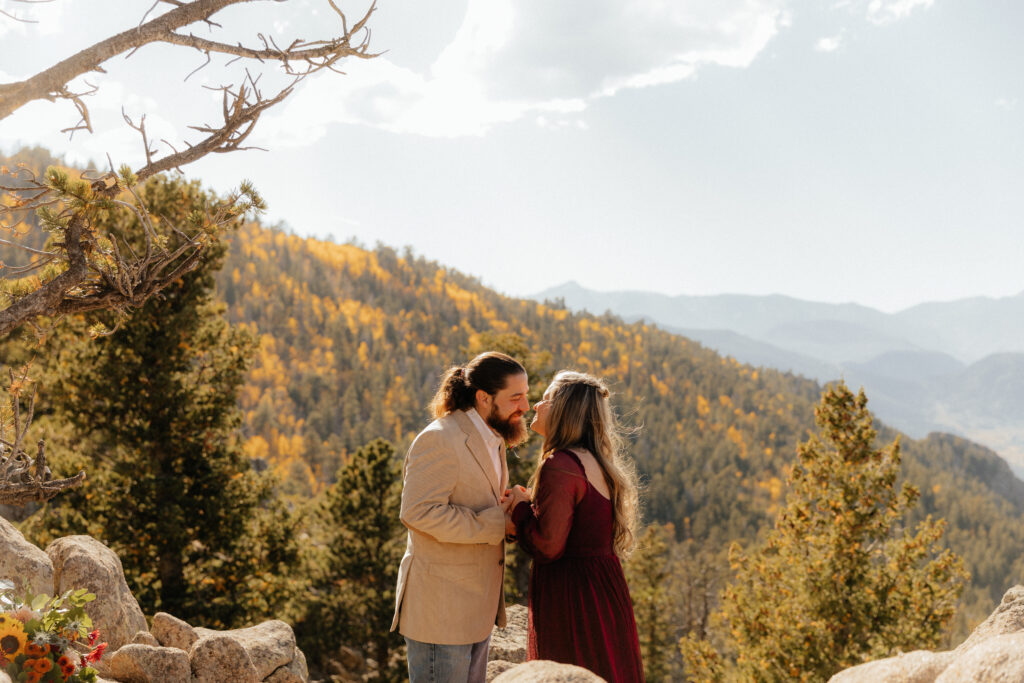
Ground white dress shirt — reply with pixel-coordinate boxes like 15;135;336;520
467;407;504;484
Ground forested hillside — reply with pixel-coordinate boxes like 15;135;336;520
3;146;1021;640
217;222;1024;629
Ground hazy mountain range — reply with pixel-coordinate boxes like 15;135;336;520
531;282;1024;474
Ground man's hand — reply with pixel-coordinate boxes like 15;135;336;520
503;485;530;509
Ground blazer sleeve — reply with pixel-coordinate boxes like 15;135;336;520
399;428;505;545
512;453;586;563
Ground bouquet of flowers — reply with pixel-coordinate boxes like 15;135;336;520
0;583;106;683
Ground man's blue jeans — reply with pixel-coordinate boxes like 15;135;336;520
405;634;491;683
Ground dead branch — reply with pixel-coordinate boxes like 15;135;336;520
0;0;378;122
0;368;86;506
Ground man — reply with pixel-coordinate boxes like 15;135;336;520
391;351;530;682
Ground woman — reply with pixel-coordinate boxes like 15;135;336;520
504;371;644;682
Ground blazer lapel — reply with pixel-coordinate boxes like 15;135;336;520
454;410;502;501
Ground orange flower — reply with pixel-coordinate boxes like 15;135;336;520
34;656;53;673
25;642;47;657
26;671;41;683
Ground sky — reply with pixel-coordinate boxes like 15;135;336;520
1;0;1022;313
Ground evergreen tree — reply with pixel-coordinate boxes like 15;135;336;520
22;175;300;627
624;523;676;681
302;438;405;677
681;382;968;682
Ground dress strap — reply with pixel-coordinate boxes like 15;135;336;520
553;449;588;477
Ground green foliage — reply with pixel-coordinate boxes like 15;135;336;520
19;175;300;629
625;524;675;681
211;222;1024;639
298;438;405;676
682;383;969;682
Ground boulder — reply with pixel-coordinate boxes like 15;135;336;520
936;632;1024;682
107;643;191;683
46;535;147;652
189;633;258;683
264;647;309;683
954;585;1024;655
828;650;955;683
487;660;518;681
492;660;604;682
0;515;52;595
131;631;160;647
829;585;1024;682
151;612;198;652
490;604;528;663
194;619;296;679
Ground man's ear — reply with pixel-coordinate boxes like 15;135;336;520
476;388;492;409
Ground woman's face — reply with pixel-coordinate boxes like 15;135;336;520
530;387;555;436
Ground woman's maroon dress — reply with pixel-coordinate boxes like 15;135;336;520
512;449;644;682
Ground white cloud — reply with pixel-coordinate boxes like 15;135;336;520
259;0;788;141
815;34;843;52
865;0;934;25
0;0;69;39
0;74;180;169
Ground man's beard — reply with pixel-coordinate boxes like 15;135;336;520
487;405;528;448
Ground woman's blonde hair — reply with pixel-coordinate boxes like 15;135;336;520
529;370;640;557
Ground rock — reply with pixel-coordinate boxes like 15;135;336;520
107;643;191;683
264;646;309;683
46;535;147;652
492;660;604;682
0;515;53;595
194;619;296;679
828;650;955;683
189;633;258;683
151;612;198;652
487;659;518;681
490;603;528;663
936;632;1024;682
131;631;160;647
829;585;1024;682
954;585;1024;655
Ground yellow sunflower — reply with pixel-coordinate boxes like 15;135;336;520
0;614;27;659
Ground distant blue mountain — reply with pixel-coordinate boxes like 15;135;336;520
531;282;1024;473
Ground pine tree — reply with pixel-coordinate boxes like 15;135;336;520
22;175;300;627
681;382;968;682
303;438;405;677
624;523;676;681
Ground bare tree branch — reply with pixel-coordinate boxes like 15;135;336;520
0;0;377;121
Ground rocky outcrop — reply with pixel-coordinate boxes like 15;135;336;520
490;604;528;664
0;515;52;595
830;585;1024;682
487;660;518;681
485;606;604;682
46;535;148;652
107;644;191;683
0;519;307;682
190;633;260;683
194;619;297;679
492;660;605;682
151;611;199;651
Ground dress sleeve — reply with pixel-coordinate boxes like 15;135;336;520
512;453;586;563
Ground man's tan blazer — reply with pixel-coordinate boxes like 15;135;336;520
391;409;509;645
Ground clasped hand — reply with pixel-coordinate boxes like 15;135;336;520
500;485;531;539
